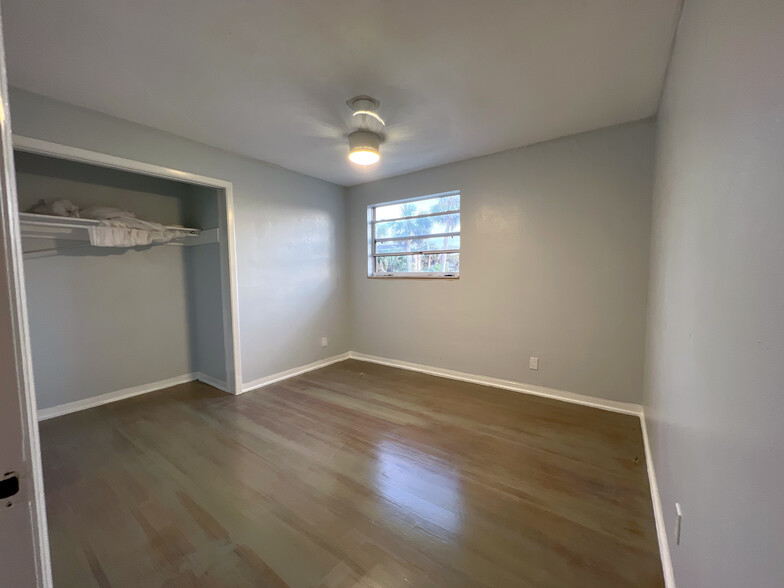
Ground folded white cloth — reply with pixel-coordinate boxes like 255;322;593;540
88;222;153;247
83;207;189;247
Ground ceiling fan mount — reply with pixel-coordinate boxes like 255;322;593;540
346;95;385;166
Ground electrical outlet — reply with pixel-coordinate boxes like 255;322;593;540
529;357;539;370
675;503;683;545
321;337;328;348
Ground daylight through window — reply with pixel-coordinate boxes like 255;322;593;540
369;191;460;277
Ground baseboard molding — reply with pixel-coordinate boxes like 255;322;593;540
241;352;351;393
37;372;197;421
35;353;352;419
36;352;641;419
195;372;228;392
640;411;676;587
36;352;642;418
347;352;642;416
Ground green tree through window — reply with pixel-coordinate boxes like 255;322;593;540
370;192;460;276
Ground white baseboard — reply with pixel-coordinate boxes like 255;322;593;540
35;353;352;419
640;410;676;587
37;352;641;418
241;352;351;393
347;352;642;416
37;373;197;421
195;372;228;392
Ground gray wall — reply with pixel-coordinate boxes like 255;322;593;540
184;185;226;384
22;244;192;410
643;1;784;586
15;150;192;224
185;243;226;383
347;120;654;403
10;88;350;391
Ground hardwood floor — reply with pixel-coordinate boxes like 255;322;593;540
39;359;663;587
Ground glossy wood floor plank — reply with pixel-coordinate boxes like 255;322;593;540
39;359;663;587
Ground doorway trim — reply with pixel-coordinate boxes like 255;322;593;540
13;135;243;396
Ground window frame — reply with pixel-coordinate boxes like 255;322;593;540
367;190;461;279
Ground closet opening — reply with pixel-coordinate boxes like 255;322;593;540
13;137;241;420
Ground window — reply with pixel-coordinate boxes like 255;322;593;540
368;191;460;278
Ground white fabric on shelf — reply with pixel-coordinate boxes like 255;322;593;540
82;206;189;248
23;203;192;248
27;198;80;217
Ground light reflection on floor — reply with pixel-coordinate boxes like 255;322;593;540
374;439;464;535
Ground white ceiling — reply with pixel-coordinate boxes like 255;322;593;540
3;0;681;186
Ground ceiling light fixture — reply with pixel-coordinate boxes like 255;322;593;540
351;109;385;126
347;95;384;166
348;130;381;165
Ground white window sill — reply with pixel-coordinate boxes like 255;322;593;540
368;273;459;279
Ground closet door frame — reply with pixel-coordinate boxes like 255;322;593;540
13;135;243;396
0;18;53;584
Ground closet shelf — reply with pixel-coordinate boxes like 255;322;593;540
19;212;219;246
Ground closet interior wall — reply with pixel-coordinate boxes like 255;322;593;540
15;151;226;412
183;184;226;388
